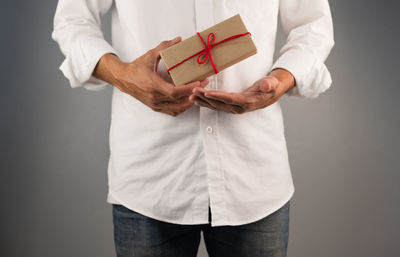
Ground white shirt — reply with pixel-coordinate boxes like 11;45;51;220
52;0;334;227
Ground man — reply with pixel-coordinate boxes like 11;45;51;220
52;0;334;256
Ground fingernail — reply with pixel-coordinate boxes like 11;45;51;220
204;93;213;99
171;36;181;43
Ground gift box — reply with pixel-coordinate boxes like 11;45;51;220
160;14;257;86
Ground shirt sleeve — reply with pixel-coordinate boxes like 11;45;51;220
271;0;335;98
51;0;117;91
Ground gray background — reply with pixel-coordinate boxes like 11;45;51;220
1;0;399;257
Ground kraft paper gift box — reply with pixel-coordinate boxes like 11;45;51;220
160;14;257;86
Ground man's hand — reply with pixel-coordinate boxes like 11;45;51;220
188;68;295;114
93;37;209;117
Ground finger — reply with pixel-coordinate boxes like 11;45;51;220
159;80;202;100
187;78;209;103
152;37;182;57
153;97;193;114
199;78;210;88
132;90;176;115
193;97;216;110
152;37;182;71
192;91;218;108
192;89;234;110
203;91;247;107
154;74;209;100
186;78;210;95
151;104;183;117
134;86;177;103
258;76;279;93
193;95;244;114
156;95;191;106
153;108;177;116
192;86;207;95
188;94;196;103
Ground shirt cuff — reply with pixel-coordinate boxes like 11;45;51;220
60;37;117;91
271;48;332;98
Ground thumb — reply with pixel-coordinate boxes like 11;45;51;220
151;36;182;70
154;36;182;53
259;76;279;93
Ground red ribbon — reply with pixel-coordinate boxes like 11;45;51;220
167;31;251;74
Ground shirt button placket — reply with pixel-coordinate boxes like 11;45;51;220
195;0;225;226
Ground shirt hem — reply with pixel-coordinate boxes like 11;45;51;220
210;185;295;227
107;185;295;227
107;190;210;225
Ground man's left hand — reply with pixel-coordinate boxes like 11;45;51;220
189;68;296;114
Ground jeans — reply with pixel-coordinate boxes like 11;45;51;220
112;200;290;257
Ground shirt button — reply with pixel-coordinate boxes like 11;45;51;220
206;126;213;134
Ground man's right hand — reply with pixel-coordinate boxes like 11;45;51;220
93;37;209;116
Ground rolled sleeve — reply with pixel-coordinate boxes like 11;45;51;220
59;37;116;91
272;0;335;98
52;0;116;91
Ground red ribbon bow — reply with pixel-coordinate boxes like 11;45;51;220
167;31;251;75
196;32;219;73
